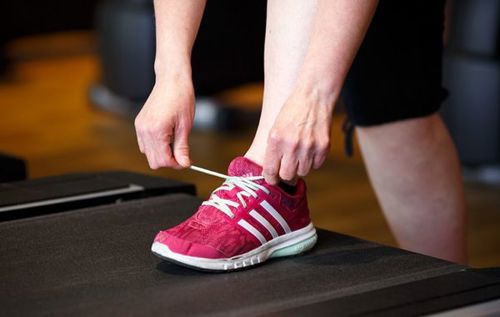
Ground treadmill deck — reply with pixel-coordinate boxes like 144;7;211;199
1;194;483;316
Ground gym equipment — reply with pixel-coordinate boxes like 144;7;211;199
0;152;27;183
0;172;499;316
443;55;500;165
447;0;499;58
92;0;266;113
442;0;500;165
0;171;194;222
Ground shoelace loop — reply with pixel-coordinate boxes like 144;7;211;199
190;165;269;218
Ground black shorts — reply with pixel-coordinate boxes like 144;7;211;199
342;0;447;127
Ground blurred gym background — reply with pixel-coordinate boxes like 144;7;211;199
0;0;498;266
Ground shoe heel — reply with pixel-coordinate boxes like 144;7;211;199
270;233;317;258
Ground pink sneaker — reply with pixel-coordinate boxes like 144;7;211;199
151;157;317;271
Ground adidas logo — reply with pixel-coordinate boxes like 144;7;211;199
237;200;291;245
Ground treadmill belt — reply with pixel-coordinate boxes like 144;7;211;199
0;194;474;316
0;173;139;206
0;172;195;207
0;172;195;221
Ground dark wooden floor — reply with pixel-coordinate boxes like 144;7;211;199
1;32;499;267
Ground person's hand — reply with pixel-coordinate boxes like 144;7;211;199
263;87;334;185
134;77;195;169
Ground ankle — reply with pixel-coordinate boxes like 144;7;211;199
243;150;264;167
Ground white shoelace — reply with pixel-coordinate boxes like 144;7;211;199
190;165;270;218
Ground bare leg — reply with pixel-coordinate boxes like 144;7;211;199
245;0;317;165
357;113;467;263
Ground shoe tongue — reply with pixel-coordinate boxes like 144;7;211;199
227;156;263;177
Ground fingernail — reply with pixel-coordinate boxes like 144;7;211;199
265;177;276;185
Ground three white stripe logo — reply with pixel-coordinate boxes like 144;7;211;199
236;200;291;245
249;210;278;239
237;219;267;244
260;200;291;234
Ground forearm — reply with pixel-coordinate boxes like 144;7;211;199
153;0;206;79
297;0;378;105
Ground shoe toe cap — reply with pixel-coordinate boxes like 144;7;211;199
153;230;227;259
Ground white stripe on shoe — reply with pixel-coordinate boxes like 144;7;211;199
237;219;267;244
260;200;291;234
249;209;278;239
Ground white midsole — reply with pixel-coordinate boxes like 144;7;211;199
151;223;317;271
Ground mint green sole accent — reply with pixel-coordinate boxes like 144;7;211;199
270;234;317;258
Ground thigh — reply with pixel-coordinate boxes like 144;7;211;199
342;0;447;126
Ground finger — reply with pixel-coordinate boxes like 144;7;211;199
146;126;178;169
312;139;330;169
134;117;145;153
297;153;313;177
136;133;145;154
173;121;191;168
279;154;298;184
137;119;163;169
154;133;179;168
142;137;159;169
313;152;327;169
263;158;281;185
263;142;281;186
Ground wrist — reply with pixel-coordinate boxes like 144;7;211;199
295;72;339;112
154;54;192;82
295;48;351;111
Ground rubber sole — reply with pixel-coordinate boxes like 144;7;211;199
151;223;317;272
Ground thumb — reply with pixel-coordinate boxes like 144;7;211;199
173;124;191;168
